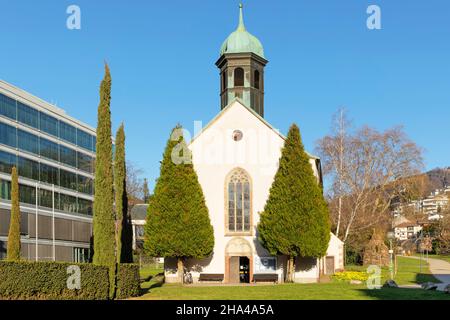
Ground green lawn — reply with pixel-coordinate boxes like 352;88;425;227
333;256;439;285
139;265;164;292
394;256;440;285
140;266;164;280
414;253;450;264
135;257;449;300
136;282;449;300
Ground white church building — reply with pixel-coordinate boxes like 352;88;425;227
164;5;344;284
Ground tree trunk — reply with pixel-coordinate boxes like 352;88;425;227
336;107;345;239
177;257;184;284
336;196;342;238
285;256;295;283
343;208;357;243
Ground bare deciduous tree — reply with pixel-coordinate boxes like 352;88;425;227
126;161;145;201
316;110;424;243
317;107;351;238
436;207;450;253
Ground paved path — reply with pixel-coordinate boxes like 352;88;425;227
403;256;450;291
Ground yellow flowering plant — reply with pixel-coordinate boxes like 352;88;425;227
332;271;369;282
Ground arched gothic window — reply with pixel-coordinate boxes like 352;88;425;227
234;68;244;87
226;168;251;233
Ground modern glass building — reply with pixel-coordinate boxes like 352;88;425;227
0;80;96;262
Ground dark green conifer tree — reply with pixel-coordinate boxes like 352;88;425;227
114;124;133;263
258;124;330;282
114;124;125;263
7;167;21;261
144;126;214;283
93;64;116;298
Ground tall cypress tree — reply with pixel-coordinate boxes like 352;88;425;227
114;124;133;263
258;124;330;282
7;167;21;261
144;126;214;283
120;196;133;263
114;124;125;263
93;64;116;298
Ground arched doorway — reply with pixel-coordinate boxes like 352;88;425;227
225;237;253;284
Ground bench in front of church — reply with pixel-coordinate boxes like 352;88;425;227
253;274;279;284
198;273;224;282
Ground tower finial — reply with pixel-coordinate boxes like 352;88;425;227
237;3;246;31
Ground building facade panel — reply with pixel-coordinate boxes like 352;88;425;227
0;80;96;262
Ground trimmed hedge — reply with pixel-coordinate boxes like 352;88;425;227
116;263;140;299
0;261;109;300
0;261;141;300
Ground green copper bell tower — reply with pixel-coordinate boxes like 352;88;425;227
216;4;268;117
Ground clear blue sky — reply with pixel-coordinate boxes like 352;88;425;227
1;0;449;191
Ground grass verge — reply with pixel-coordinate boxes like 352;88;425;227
135;257;448;300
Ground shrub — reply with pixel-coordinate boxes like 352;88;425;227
116;263;140;299
345;247;364;265
333;271;369;282
0;261;110;300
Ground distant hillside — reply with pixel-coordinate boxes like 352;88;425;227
426;167;450;191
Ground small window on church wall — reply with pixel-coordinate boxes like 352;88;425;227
234;68;244;87
232;130;243;141
227;168;251;233
254;70;260;89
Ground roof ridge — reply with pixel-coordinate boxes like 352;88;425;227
188;98;320;160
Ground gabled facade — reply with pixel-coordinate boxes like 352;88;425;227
163;5;343;283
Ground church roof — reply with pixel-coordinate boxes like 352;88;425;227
130;204;148;221
220;4;265;59
189;98;320;160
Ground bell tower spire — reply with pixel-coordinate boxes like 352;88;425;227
237;3;245;31
216;4;268;117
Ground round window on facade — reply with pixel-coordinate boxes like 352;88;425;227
232;130;243;141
